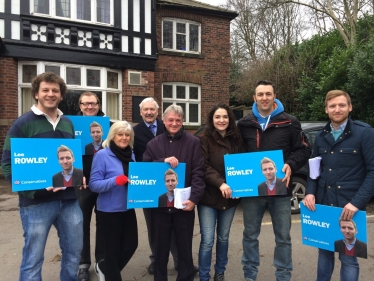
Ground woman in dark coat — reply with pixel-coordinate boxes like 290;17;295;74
198;103;244;281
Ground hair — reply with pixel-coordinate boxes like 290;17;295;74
325;90;351;107
162;104;184;120
90;121;103;132
260;157;276;170
255;80;274;92
339;218;357;231
57;145;74;158
31;72;67;100
139;97;159;110
102;121;134;148
203;103;243;153
164;168;178;181
79;91;100;104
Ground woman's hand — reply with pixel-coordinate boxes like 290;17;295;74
219;183;232;199
115;175;129;186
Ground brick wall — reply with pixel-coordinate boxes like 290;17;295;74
122;69;155;121
0;58;18;163
155;8;232;126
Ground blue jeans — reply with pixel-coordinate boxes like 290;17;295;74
242;196;292;281
198;204;237;281
19;200;83;281
317;248;359;281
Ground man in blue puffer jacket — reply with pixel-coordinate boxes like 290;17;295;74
304;90;374;281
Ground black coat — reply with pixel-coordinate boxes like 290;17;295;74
334;239;367;259
258;178;287;196
133;119;164;162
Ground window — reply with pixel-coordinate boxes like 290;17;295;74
162;83;201;125
162;18;200;53
18;62;122;120
31;0;112;25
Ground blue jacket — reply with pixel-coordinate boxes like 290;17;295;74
306;119;374;210
89;147;129;212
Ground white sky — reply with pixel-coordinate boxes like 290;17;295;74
197;0;227;7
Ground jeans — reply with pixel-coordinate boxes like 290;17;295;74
198;204;237;281
317;248;359;281
242;196;292;281
19;199;83;281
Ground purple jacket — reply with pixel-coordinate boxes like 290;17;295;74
143;129;205;205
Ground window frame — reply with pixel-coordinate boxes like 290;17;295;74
162;18;201;54
162;82;201;125
30;0;114;26
18;61;122;120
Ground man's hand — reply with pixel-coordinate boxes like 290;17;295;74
182;200;195;211
78;177;87;190
341;203;358;220
303;194;316;211
165;156;179;168
281;163;292;187
219;183;232;199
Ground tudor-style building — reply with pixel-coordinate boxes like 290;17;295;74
0;0;237;161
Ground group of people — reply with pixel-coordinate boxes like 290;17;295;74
1;72;373;281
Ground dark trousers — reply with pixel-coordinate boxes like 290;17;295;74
97;209;138;281
76;188;104;266
143;208;179;266
152;209;195;281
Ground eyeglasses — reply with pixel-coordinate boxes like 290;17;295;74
80;102;99;107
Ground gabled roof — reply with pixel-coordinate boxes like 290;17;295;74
157;0;238;19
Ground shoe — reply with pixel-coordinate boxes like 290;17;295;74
94;263;105;281
214;272;225;281
175;265;199;274
78;268;90;281
148;262;155;275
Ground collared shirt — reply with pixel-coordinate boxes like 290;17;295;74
144;120;157;134
167;193;174;202
62;167;74;182
93;140;103;151
344;238;356;251
31;105;63;130
330;120;348;140
266;178;276;191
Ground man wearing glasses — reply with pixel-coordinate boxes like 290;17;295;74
76;91;106;281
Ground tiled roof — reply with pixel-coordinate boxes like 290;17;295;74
158;0;236;14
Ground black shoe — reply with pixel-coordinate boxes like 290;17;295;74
78;268;90;281
174;265;199;274
214;272;225;281
148;262;155;275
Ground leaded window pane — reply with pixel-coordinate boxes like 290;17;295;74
107;92;119;120
177;23;185;34
21;88;34;114
176;86;186;99
56;0;70;18
45;66;60;76
163;102;173;111
97;0;110;24
163;21;173;49
77;0;91;21
177;34;186;51
66;67;81;85
163;85;173;98
176;103;186;116
190;86;198;99
87;69;101;87
107;71;118;89
35;0;49;14
189;104;198;122
189;24;199;52
22;65;37;83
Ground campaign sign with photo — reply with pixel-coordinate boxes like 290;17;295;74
127;162;186;209
224;150;285;197
66;116;110;155
300;204;368;258
11;138;83;192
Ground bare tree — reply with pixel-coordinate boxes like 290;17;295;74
268;0;374;46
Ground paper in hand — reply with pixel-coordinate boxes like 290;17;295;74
309;156;322;179
174;186;191;209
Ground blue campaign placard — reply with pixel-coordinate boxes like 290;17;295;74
300;204;367;257
127;162;186;208
66;116;110;155
224;150;285;197
10;138;83;192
